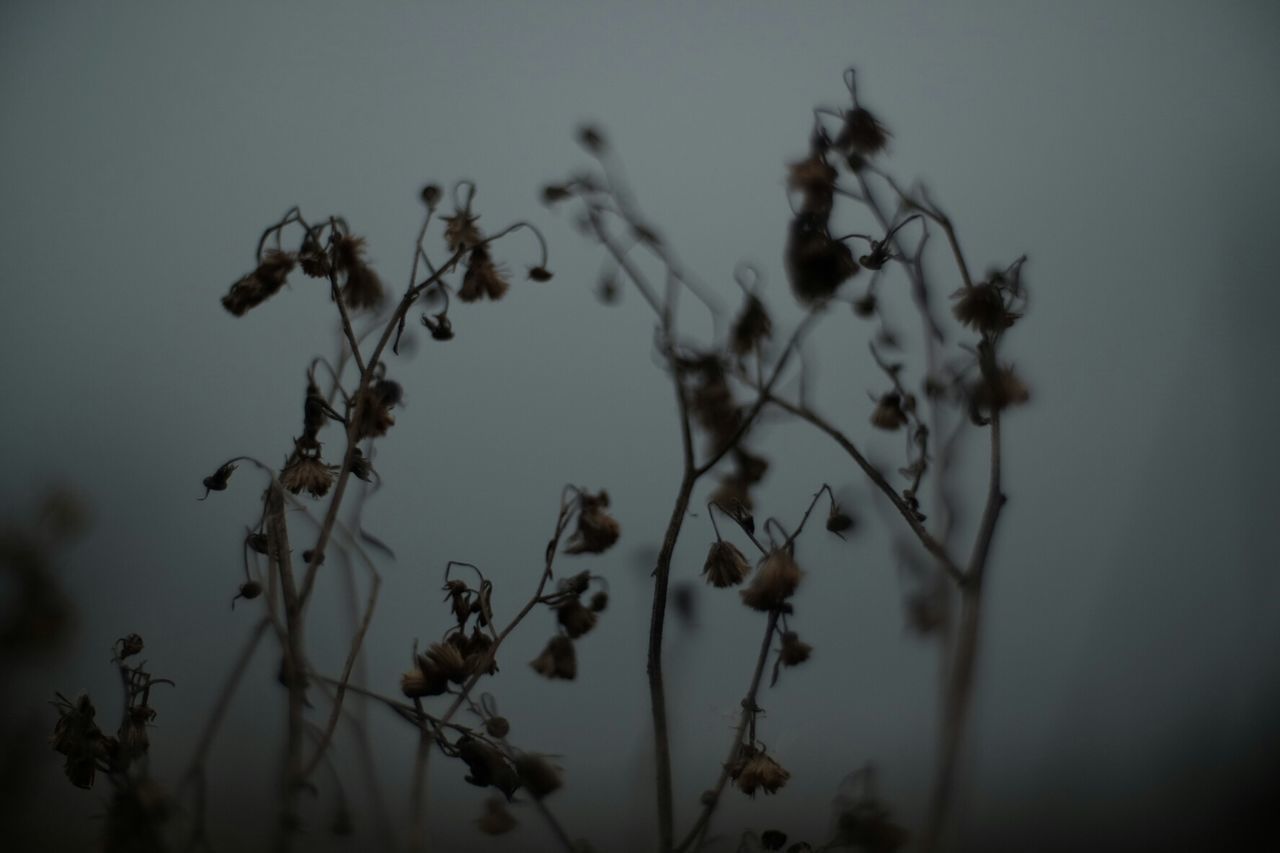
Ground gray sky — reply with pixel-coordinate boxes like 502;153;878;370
2;1;1279;850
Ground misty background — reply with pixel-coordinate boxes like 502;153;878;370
2;1;1279;850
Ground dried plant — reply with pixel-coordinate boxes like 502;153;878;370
44;68;1027;853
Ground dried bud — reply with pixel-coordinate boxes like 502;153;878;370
515;753;563;800
115;633;144;660
740;550;803;611
232;581;262;608
527;266;554;282
577;125;605;153
556;599;598;639
485;716;510;739
530;635;576;680
972;366;1030;412
201;462;237;498
457;736;520;799
476;796;517;835
779;631;812;666
702;540;751;588
541;184;573;205
420;184;442;209
870;393;909;431
565;491;620;555
589;591;609;613
422;311;455;341
826;505;855;536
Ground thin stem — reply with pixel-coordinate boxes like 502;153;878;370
674;609;780;853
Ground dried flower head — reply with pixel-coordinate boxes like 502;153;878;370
457;736;520;799
201;461;237;498
333;235;385;311
221;251;295;317
422;640;470;685
786;215;858;305
779;631;813;666
298;232;330;278
835;107;890;157
354;381;398;440
420;184;442;210
400;666;448;699
458;245;510;302
731;295;773;357
556;598;598;639
515;753;563;800
485;716;510;739
280;451;336;498
972;366;1030;412
870;393;909;431
527;265;554;282
475;797;517;836
530;635;576;680
421;311;455;341
740;549;803;611
733;747;791;797
565;491;620;555
951;282;1019;333
444;210;483;253
702;540;751;588
826;504;855;536
232;580;262;608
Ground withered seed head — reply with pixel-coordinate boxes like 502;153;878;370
530;635;576;680
527;266;554;282
731;295;773;357
740;550;803;611
400;666;447;698
565;491;620;555
835;106;890;157
221;251;295;317
952;282;1019;333
423;641;470;685
556;599;598;639
702;540;751;588
733;748;790;797
201;462;237;497
444;211;484;253
870;393;909;431
779;631;813;666
786;215;859;305
280;452;337;498
333;236;385;311
458;245;510;302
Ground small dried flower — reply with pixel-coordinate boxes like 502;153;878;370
349;447;373;482
565;491;620;555
733;748;790;797
457;736;520;799
476;797;517;835
334;235;385;311
515;753;563;800
779;631;812;666
589;591;609;612
870;393;909;431
354;382;398;440
423;641;470;685
530;635;576;680
421;311;455;340
835;106;890;157
444;211;483;253
702;540;751;588
298;233;330;278
401;667;445;698
485;716;510;739
731;295;773;357
527;266;554;282
458;245;510;302
462;628;498;676
972;366;1030;412
826;504;855;536
221;251;295;316
556;599;598;639
786;215;858;305
951;282;1018;333
741;550;803;611
281;452;336;498
201;461;237;498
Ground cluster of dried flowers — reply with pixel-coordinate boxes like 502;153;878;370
50;635;174;852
